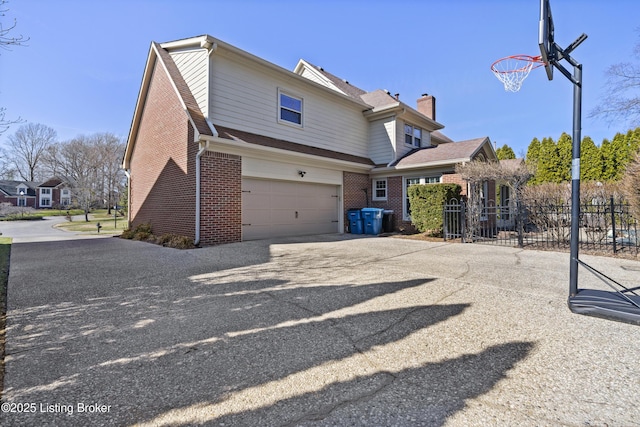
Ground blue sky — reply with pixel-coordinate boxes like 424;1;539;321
1;0;639;157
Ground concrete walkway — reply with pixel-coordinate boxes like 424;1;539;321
1;227;639;426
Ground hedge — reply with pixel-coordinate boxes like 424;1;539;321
408;183;462;236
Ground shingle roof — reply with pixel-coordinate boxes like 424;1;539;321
215;126;374;166
305;62;368;100
39;177;64;188
0;180;37;197
391;137;490;167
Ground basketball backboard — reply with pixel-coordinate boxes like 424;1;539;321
538;0;555;80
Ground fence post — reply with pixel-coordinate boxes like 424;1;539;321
516;200;524;248
443;204;448;241
610;196;617;254
461;199;467;243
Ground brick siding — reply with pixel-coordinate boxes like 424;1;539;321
199;151;242;245
129;59;197;239
343;172;369;232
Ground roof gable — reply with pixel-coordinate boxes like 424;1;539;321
123;40;215;169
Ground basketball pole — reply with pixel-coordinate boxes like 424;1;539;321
570;63;582;297
548;34;587;297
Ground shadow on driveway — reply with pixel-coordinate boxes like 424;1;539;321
2;236;533;426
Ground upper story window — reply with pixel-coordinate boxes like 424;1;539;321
41;188;51;195
278;90;303;127
404;124;422;147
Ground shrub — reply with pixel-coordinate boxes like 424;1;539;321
155;233;195;249
120;224;195;249
120;223;153;241
408;183;462;236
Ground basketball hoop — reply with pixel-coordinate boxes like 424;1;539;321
491;55;545;92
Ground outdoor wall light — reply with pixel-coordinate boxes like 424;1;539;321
298;170;306;178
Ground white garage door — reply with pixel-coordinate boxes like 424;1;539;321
242;178;340;240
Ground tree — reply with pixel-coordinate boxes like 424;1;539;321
7;123;57;181
580;136;602;181
49;136;100;221
590;32;640;128
621;152;640;220
495;144;516;160
45;133;126;220
0;0;29;135
94;133;126;214
556;132;573;182
536;136;562;183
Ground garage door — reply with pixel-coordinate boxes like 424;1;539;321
242;178;339;240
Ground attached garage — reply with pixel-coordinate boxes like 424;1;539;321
242;178;340;240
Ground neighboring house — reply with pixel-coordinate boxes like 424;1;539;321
37;177;73;208
0;180;38;208
0;177;74;209
123;35;497;245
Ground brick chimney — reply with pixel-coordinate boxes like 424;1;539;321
417;94;436;121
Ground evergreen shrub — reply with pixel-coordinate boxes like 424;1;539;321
408;183;462;236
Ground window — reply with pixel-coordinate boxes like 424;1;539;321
41;198;51;207
18;198;26;207
41;188;51;195
372;179;387;201
279;90;303;126
404;176;441;219
404;124;422;147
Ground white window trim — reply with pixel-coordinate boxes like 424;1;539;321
277;88;303;128
404;123;422;148
403;175;442;220
372;178;387;201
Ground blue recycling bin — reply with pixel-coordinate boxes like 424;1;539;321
347;209;363;234
361;208;384;235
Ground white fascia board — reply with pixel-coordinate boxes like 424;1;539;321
370;157;470;174
398;107;444;131
200;134;372;173
293;59;346;95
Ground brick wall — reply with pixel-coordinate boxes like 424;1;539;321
129;60;197;239
199;151;242;245
370;176;411;232
441;172;468;196
343;172;369;232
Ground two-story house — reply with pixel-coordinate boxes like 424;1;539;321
123;35;496;245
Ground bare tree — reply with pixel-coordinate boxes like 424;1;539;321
51;136;100;221
0;0;29;135
92;133;125;213
46;133;126;220
7;123;57;181
0;0;28;50
591;33;640;127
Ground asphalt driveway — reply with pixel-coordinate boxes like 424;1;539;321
2;220;640;426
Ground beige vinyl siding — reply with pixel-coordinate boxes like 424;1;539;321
209;50;369;158
368;117;395;165
170;49;209;117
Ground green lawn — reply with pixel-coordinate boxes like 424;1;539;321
0;209;85;221
55;210;127;235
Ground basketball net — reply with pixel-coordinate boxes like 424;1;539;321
491;55;545;92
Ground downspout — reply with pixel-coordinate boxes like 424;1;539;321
195;140;210;246
195;37;219;246
124;170;131;228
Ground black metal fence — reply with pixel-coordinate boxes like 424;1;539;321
443;197;639;257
